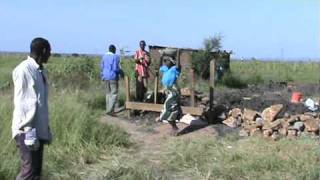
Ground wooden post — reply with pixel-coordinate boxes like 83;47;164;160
177;48;180;67
154;73;159;104
319;61;320;85
190;68;195;107
125;76;131;118
155;54;164;104
209;59;216;122
318;62;320;106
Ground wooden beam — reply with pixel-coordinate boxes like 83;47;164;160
125;76;130;102
125;76;131;118
125;102;204;116
154;74;159;104
209;59;216;123
190;68;195;107
177;48;180;67
209;59;215;111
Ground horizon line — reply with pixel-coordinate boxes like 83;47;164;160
0;50;319;61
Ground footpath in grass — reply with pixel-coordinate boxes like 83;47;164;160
80;115;320;180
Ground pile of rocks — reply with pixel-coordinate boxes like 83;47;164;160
222;104;320;140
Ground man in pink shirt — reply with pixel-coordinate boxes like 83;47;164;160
134;40;151;102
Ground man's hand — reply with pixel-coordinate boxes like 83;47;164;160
139;57;144;63
119;69;125;79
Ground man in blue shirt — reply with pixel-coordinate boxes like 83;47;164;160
101;44;122;116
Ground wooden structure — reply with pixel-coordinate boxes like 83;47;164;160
125;48;216;120
149;45;231;71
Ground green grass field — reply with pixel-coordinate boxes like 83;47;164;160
230;60;320;84
0;54;320;179
0;55;131;179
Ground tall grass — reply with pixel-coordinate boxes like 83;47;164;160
230;60;320;84
0;55;131;179
1;54;320;179
161;135;320;180
0;88;131;179
0;54;25;90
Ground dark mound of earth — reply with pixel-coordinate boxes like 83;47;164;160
214;81;320;116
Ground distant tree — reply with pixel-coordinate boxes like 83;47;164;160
203;35;222;52
71;53;79;57
191;34;223;79
52;53;62;57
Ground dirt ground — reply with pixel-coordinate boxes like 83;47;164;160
98;113;237;165
213;82;320;117
116;81;320;137
81;82;319;179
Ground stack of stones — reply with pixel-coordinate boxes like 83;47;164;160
222;104;320;140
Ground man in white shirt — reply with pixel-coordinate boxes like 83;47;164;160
12;37;52;180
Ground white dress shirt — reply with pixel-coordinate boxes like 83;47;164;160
12;56;51;141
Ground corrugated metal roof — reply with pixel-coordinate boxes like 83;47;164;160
149;45;223;53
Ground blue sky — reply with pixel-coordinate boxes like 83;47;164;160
0;0;319;59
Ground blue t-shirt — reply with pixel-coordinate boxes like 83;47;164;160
100;52;120;80
160;65;180;87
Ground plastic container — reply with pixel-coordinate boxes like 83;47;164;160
291;92;302;103
159;48;177;56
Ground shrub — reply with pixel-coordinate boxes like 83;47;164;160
221;72;247;88
120;58;136;80
47;56;99;88
191;51;212;79
0;88;130;179
246;74;264;84
190;35;223;79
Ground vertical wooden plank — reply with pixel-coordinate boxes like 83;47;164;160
125;76;131;118
209;59;216;122
154;74;159;104
319;61;320;85
155;54;164;104
177;48;181;67
190;68;195;107
318;62;320;106
125;76;130;102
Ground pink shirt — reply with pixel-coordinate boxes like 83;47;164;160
134;49;150;77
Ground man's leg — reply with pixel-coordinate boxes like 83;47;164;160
136;76;143;102
15;134;44;180
31;141;44;178
105;81;112;113
142;77;148;101
109;80;118;113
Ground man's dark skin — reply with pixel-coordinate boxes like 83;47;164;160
109;45;116;54
135;40;150;65
30;44;51;68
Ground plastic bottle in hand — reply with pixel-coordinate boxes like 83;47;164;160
24;127;39;151
140;57;144;63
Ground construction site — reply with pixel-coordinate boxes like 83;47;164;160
122;46;320;141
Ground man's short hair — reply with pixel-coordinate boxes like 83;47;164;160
30;37;50;55
140;40;146;45
109;44;116;53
